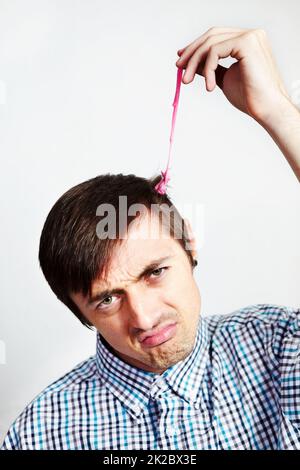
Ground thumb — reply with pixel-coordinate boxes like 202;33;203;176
215;64;227;90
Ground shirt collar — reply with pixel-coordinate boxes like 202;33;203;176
95;317;210;420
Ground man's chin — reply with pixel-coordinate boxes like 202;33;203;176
149;339;195;371
109;328;196;374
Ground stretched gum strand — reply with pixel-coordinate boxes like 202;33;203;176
155;67;183;195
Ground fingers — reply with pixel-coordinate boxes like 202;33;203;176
177;27;241;57
176;27;250;91
176;27;246;66
179;32;242;87
203;39;237;90
192;62;228;92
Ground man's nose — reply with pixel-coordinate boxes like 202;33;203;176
126;285;162;331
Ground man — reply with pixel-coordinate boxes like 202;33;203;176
2;27;300;450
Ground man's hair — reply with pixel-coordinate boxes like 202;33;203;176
39;173;193;329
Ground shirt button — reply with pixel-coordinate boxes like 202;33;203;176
132;404;141;415
155;378;164;388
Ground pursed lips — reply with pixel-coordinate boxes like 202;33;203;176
138;322;177;343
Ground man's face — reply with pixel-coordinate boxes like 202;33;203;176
71;213;201;374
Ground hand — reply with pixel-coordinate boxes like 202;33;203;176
176;27;291;123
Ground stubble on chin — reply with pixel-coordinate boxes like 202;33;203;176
144;323;197;371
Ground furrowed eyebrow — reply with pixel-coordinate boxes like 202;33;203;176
87;256;173;306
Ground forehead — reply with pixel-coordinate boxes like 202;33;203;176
98;212;185;284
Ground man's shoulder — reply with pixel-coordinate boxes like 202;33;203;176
1;355;99;449
20;355;98;414
203;303;300;336
39;354;97;394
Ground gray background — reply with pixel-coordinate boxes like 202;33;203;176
1;0;300;443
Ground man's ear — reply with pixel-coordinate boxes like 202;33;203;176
184;218;198;263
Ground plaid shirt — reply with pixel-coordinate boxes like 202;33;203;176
1;304;300;450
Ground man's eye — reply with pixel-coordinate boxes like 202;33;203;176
97;295;118;310
149;267;169;278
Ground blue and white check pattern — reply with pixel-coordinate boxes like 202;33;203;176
1;304;300;450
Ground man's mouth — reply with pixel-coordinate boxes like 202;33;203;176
139;323;177;348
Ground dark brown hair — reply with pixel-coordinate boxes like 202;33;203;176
39;173;193;329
